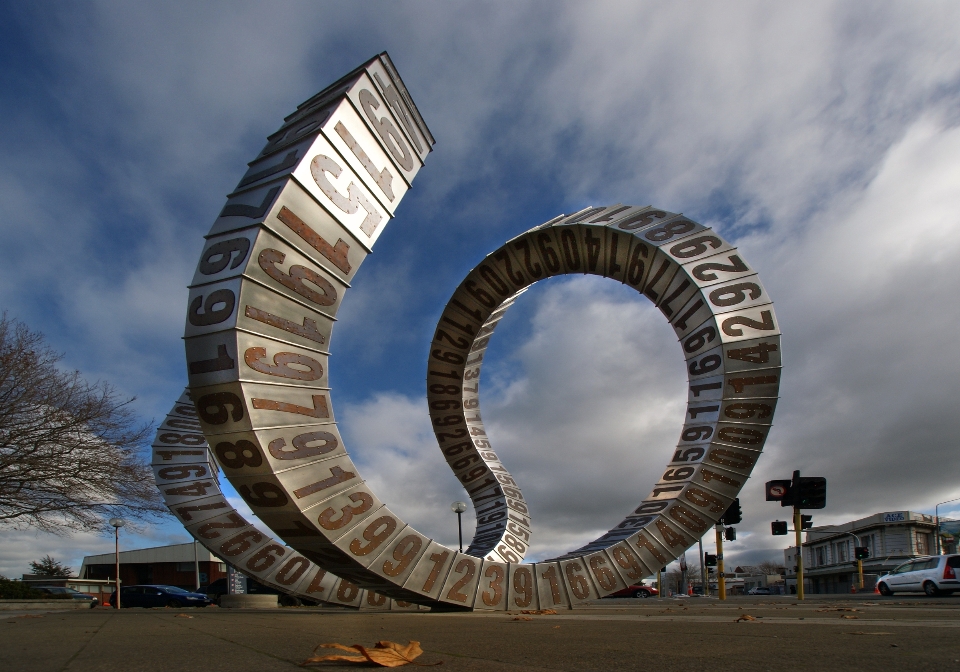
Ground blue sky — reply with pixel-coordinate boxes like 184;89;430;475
2;1;960;577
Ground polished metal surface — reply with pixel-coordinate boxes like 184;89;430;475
174;51;779;611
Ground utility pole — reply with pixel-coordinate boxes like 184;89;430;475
699;536;707;597
793;470;805;600
193;539;201;592
715;524;726;600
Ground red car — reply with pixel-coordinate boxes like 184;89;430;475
604;584;659;598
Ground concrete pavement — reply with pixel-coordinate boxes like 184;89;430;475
4;595;960;671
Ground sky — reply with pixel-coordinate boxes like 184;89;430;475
1;0;960;578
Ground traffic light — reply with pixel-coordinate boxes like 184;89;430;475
795;477;827;509
771;520;788;535
800;515;813;530
855;546;869;560
721;498;742;525
704;553;717;567
724;527;736;541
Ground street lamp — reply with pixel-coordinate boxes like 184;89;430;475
935;497;960;555
451;501;467;552
109;518;126;610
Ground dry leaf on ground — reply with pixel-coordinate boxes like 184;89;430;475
301;640;439;667
520;609;557;615
16;615;43;619
840;615;859;619
845;631;893;635
512;616;534;621
175;614;194;619
735;615;757;622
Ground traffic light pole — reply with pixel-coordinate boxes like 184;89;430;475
794;506;804;600
715;524;726;600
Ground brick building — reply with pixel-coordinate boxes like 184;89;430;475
80;542;227;590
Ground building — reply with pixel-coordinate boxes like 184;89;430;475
786;511;936;594
18;575;117;606
80;542;228;591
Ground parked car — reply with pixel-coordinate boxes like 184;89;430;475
108;585;212;608
205;578;314;606
747;587;771;595
876;555;960;597
34;586;99;607
603;584;659;599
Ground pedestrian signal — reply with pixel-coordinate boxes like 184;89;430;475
771;520;788;535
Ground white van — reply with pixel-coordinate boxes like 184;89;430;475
876;555;960;596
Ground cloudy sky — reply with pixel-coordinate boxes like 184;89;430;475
2;1;960;577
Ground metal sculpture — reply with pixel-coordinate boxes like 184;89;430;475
170;53;780;610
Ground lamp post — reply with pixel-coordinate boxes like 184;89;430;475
935;497;960;555
451;501;467;552
108;518;126;609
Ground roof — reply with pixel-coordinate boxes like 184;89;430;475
803;511;935;544
80;542;224;567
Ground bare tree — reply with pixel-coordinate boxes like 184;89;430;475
756;560;786;576
0;314;167;533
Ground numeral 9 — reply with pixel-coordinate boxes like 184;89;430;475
382;535;422;577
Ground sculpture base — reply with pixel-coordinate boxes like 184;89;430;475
219;594;278;609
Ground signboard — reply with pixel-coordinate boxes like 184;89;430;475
883;512;906;523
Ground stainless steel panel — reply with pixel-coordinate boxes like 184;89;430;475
608;207;676;233
236;280;335;355
549;224;589;275
716;303;780;343
704;274;769;315
212;527;275;567
640;249;680;303
290;133;391;252
687;374;724;402
183;278;242;339
298;565;342;603
233;135;316;195
303;483;383;542
196;381;334;435
721;336;782;373
534;562;571;610
505;232;550;283
368;527;432;585
712;422;770;450
719;397;778;426
682;248;754;288
153;461;214;486
258;180;369;284
690;462;749;500
237;538;292;580
683;400;721;425
437;553;482;608
507;563;540;610
269;454;363;513
602;226;634;283
605;541;654;585
241;229;347;320
256;99;337;165
621;236;657;292
333;506;406;568
363;58;431;164
681;322;722;360
254;509;336;552
685;345;724;380
474;560;509;610
264;552;317;594
158;413;203;434
657;270;702;321
677;484;733;521
670;293;714;341
664;232;735;266
559;557;600;603
359;590;392;611
327;578;364;607
152;440;208;465
585;551;628;597
482;243;535;292
167;494;231;525
640;216;709;248
644;515;695;558
663;499;715;538
721;367;781;399
321;97;408;213
190;228;259;288
667;442;711;469
210;181;288;237
345;72;422;185
401;541;457;599
157;476;221;506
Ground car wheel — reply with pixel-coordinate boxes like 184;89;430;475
923;582;941;597
167;599;183;608
877;583;893;596
634;590;649;599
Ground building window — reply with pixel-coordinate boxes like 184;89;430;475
816;547;826;566
217;563;226;572
836;542;847;563
176;562;194;572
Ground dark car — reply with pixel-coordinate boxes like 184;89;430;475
34;586;99;607
205;578;313;606
108;585;211;608
603;584;659;599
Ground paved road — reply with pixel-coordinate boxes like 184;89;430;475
4;595;960;671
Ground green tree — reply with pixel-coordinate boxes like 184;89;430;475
29;555;72;577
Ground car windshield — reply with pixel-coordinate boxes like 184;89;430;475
160;586;190;594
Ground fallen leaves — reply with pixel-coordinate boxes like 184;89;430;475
512;616;533;621
735;615;757;622
845;631;894;635
16;614;43;619
301;641;439;668
175;614;194;619
520;609;557;615
840;615;859;620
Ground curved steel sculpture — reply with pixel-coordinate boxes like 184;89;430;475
170;53;780;610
